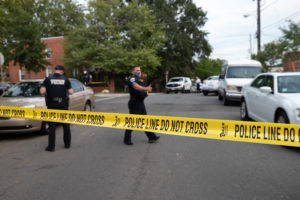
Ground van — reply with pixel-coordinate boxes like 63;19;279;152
218;59;263;105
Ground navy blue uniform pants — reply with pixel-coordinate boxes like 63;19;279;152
124;100;156;142
47;104;71;149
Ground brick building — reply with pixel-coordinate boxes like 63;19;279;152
8;36;65;82
283;52;300;72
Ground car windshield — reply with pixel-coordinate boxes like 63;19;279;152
278;75;300;93
169;78;183;82
208;76;219;80
3;82;43;97
226;67;263;78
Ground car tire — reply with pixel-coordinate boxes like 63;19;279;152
240;99;249;121
84;102;92;111
40;121;49;135
182;87;185;93
275;111;289;124
166;91;170;94
223;92;229;106
218;92;223;101
203;91;208;96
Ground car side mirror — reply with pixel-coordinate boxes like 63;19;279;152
260;86;272;94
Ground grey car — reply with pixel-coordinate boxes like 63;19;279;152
0;79;95;134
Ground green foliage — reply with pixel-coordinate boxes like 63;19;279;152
195;58;223;80
140;0;212;77
253;21;300;69
0;0;49;72
63;0;166;76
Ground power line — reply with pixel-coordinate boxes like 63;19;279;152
262;10;300;30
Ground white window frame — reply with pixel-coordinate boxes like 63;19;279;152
19;69;25;80
45;48;52;59
46;68;52;77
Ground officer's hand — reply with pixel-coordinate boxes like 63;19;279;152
146;86;152;92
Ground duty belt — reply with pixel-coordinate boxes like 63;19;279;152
51;97;65;103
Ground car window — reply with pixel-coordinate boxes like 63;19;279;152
278;75;300;93
3;82;43;97
251;75;265;88
263;75;274;91
71;80;84;93
226;67;263;78
169;78;183;82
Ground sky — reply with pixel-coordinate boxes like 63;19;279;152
78;0;300;61
194;0;300;60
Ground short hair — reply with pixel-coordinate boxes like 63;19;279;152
131;65;141;71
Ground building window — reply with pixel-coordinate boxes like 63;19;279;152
46;68;52;77
19;69;25;80
72;69;79;78
45;48;52;59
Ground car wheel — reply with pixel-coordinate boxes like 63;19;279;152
240;99;249;121
84;102;91;111
166;91;170;94
175;91;178;94
223;92;229;106
218;92;223;101
40;121;49;135
203;91;208;96
275;111;289;124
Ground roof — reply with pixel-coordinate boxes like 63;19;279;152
225;59;262;67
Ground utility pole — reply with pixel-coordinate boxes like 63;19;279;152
257;0;261;53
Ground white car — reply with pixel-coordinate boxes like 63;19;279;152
240;72;300;124
202;75;219;95
166;77;192;93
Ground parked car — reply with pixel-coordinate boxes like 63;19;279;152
240;72;300;124
0;82;14;96
166;77;192;93
202;75;219;96
0;79;95;134
218;59;263;105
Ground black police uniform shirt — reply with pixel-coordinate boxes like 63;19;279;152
42;73;71;108
128;75;147;101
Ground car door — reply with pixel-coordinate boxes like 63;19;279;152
246;75;266;120
256;75;276;122
69;80;85;111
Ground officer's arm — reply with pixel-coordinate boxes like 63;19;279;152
133;83;152;92
40;86;46;95
68;88;74;95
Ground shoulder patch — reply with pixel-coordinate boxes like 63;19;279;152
130;77;135;82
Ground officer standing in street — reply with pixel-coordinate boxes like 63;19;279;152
124;66;160;145
40;65;74;152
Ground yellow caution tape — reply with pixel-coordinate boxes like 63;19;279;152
0;106;300;147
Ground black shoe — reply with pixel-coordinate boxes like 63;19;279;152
149;136;160;144
124;140;133;145
65;144;71;149
45;147;55;152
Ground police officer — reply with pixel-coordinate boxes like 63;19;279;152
124;66;160;145
83;70;92;86
40;65;74;152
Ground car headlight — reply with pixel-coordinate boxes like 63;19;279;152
226;85;238;92
22;105;36;108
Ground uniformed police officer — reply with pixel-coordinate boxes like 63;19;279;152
124;66;160;145
40;65;74;152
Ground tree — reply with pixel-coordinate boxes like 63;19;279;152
253;21;300;69
137;0;212;77
63;0;166;76
0;0;49;73
195;58;223;80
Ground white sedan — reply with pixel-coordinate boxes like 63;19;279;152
240;72;300;124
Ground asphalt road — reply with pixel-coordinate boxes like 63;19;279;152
1;93;300;200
